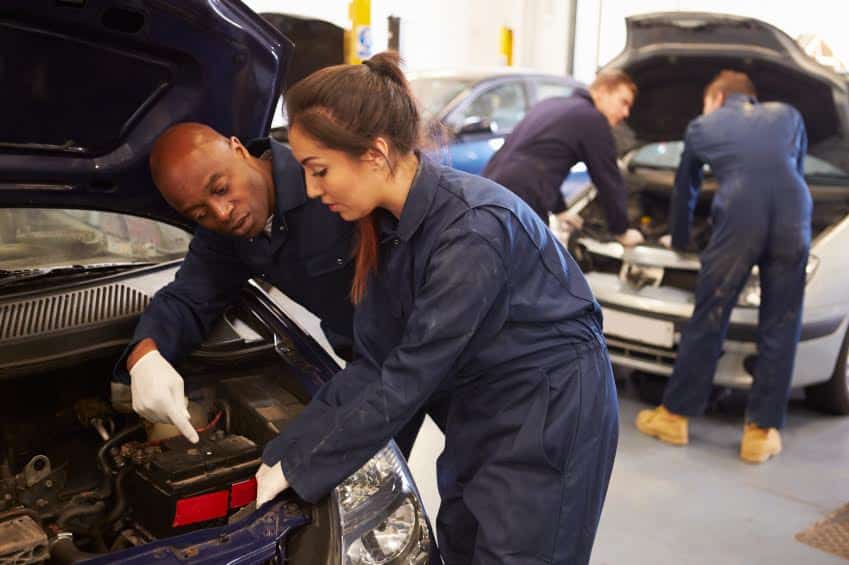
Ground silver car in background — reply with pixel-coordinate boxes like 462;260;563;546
562;12;849;415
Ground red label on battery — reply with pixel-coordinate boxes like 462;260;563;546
230;478;257;508
172;490;229;527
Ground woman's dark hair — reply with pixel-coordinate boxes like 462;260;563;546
286;51;420;303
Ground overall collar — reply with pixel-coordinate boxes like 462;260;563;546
268;137;308;213
724;92;758;108
395;154;438;242
245;137;308;216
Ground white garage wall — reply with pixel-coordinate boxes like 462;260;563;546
374;0;514;70
245;0;849;83
244;0;572;74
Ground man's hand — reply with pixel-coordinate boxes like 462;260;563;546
129;349;199;443
255;462;290;507
553;210;584;232
616;228;645;247
659;234;672;249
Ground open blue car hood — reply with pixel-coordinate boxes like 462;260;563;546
0;0;292;229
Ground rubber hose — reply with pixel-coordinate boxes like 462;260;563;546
97;423;143;476
56;501;106;532
50;536;100;564
95;422;143;499
103;466;132;529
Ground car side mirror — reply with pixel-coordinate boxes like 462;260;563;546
455;118;496;136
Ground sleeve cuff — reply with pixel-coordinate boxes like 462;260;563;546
263;436;325;504
111;338;145;384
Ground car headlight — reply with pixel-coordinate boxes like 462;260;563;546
736;255;819;308
335;444;431;565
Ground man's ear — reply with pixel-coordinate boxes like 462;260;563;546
716;92;726;107
230;136;248;158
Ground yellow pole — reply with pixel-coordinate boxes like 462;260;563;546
500;26;513;66
347;0;372;64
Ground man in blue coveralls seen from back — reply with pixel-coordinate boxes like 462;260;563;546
635;70;811;464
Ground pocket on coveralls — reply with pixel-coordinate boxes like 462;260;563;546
539;361;582;473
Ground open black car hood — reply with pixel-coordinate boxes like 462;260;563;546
604;12;849;170
0;0;292;230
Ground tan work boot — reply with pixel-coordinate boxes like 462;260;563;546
739;423;782;463
635;405;689;445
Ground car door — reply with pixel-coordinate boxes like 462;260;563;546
444;78;530;174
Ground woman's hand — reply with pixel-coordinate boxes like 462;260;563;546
255;461;290;507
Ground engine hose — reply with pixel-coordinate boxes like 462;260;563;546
56;501;106;532
50;535;100;564
95;422;144;500
102;466;132;529
97;422;144;476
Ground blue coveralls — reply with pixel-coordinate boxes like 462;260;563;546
663;94;811;429
113;138;356;380
263;156;620;564
483;90;629;233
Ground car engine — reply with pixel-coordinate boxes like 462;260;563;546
0;362;306;564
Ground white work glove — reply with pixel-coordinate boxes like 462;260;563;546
616;228;645;247
553;210;584;232
130;350;199;443
659;234;672;249
255;462;290;507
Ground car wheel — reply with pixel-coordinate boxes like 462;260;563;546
804;327;849;415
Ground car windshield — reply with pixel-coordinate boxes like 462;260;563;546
630;141;849;179
0;209;190;271
410;77;475;117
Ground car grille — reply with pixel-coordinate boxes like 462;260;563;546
582;249;699;292
605;336;677;369
661;268;699;292
0;284;149;340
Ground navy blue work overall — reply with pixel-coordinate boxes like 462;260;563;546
263;157;619;564
483;90;628;233
664;94;811;429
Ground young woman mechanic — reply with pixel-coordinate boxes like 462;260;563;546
254;52;619;564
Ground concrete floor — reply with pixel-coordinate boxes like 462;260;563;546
407;380;849;564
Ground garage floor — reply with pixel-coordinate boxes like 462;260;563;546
407;380;849;564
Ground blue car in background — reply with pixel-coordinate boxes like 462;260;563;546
409;69;591;198
0;2;431;564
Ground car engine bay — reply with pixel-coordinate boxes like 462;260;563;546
0;355;310;564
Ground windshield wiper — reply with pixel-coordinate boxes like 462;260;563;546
0;262;156;290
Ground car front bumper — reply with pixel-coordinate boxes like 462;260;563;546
588;272;846;388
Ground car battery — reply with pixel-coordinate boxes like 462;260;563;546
218;374;305;444
128;433;261;538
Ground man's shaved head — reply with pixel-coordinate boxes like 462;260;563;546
150;123;228;195
149;122;275;238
